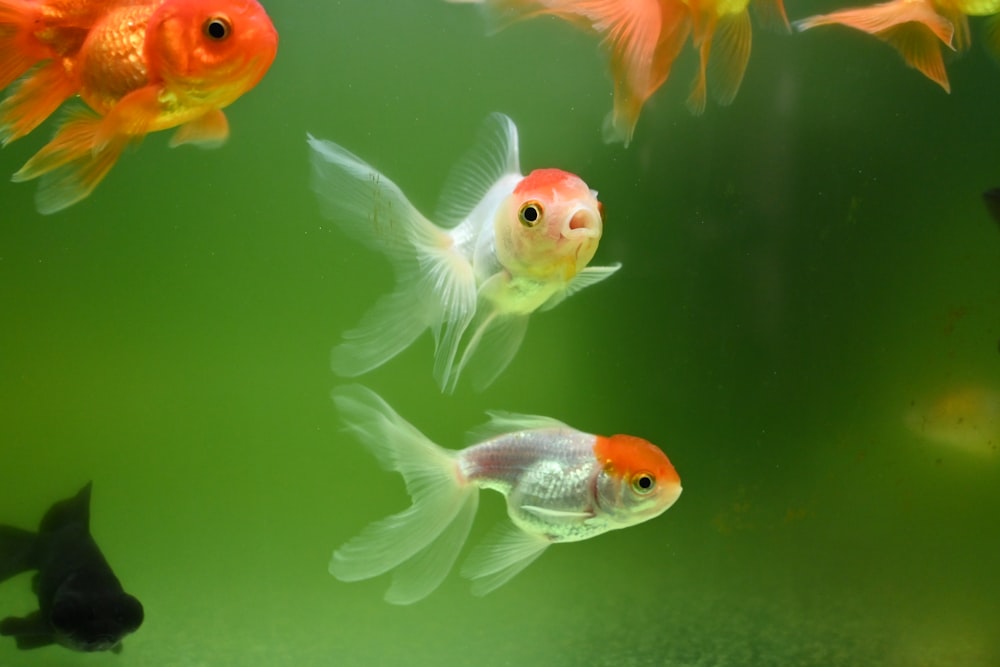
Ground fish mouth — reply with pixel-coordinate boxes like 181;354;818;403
565;206;602;236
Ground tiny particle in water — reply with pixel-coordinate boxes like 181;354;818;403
982;187;1000;226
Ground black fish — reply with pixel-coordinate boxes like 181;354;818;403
983;187;1000;226
0;482;143;653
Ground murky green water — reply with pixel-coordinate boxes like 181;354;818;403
2;1;1000;665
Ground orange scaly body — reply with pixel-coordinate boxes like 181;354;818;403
0;0;278;213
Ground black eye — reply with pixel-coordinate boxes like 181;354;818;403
518;201;543;227
203;16;231;41
631;473;655;494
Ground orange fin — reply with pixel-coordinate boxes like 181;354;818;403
0;61;77;145
752;0;790;33
708;9;752;106
169;108;229;148
881;22;951;91
794;0;955;48
686;14;717;115
12;107;131;214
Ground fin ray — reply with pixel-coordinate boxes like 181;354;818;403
460;521;550;596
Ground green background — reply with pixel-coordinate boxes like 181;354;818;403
2;1;999;665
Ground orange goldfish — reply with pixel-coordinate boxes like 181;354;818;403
309;113;619;393
0;0;278;214
447;0;788;145
795;0;1000;91
330;385;682;604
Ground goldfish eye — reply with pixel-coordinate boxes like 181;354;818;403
631;472;656;495
518;201;543;227
203;16;232;41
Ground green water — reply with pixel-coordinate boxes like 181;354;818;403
2;1;1000;665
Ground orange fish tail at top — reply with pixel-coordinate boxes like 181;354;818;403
794;0;956;91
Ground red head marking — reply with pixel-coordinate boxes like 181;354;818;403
594;434;680;486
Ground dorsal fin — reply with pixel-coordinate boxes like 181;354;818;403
433;112;521;227
39;482;92;534
466;410;573;445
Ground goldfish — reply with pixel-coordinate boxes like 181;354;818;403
446;0;788;145
329;385;683;604
0;0;278;214
904;386;1000;456
0;483;143;653
794;0;1000;92
308;113;619;393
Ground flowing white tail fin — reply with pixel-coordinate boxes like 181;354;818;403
329;385;479;604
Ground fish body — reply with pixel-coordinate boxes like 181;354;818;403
329;385;682;604
0;483;143;652
794;0;1000;91
309;113;620;393
445;0;787;144
0;0;278;213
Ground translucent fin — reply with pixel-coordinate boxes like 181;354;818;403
433;112;520;227
604;0;692;144
12;107;131;214
460;521;550;596
793;0;955;47
330;282;436;377
443;0;550;34
0;61;76;145
521;505;594;519
329;385;479;604
0;525;36;583
752;0;790;33
540;262;621;311
708;10;752;106
880;23;951;91
686;16;716;115
309;135;478;381
383;488;478;604
169;109;229;148
444;307;529;393
466;411;572;445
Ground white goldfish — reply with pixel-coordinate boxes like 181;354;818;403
329;385;683;604
308;113;619;393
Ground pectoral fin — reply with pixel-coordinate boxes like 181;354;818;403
169;109;229;148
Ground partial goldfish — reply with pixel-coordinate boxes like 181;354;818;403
447;0;788;144
795;0;1000;91
308;113;619;393
329;385;683;604
0;0;278;213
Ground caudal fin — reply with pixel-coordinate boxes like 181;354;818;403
12;107;132;214
794;0;955;91
329;385;479;604
0;525;36;583
308;135;477;384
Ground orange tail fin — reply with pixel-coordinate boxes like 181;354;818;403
12;108;131;214
686;9;752;115
794;0;955;91
0;61;77;145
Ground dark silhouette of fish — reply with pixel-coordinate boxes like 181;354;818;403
0;482;143;653
983;188;1000;226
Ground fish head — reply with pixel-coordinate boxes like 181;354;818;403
495;169;605;282
49;587;144;652
593;434;682;526
146;0;279;109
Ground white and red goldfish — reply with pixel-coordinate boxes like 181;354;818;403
795;0;1000;91
446;0;788;144
308;113;619;393
0;0;278;214
329;385;683;604
905;385;1000;456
